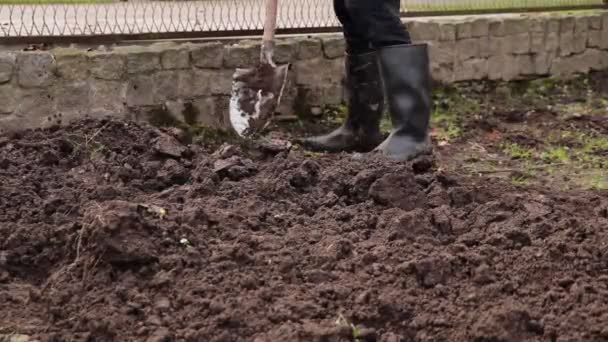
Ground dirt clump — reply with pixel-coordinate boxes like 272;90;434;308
1;118;608;341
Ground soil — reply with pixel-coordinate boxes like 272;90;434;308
1;73;608;342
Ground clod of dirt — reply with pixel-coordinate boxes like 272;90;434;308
213;156;257;180
470;304;542;341
81;200;161;266
369;172;427;211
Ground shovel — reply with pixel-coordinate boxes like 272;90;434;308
228;0;289;137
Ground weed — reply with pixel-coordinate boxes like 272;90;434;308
430;85;479;141
541;146;570;163
501;143;534;160
335;314;361;342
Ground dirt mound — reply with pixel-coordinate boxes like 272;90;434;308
1;118;608;341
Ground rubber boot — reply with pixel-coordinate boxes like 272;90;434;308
298;51;384;153
373;43;432;161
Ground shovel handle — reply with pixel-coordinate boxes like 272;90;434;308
262;0;278;42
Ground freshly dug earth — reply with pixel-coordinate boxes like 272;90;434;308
1;118;608;342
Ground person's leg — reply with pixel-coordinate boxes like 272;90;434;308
297;0;384;153
346;0;432;161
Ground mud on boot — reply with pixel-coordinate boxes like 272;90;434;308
297;51;385;153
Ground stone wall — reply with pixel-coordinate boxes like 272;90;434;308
1;11;607;133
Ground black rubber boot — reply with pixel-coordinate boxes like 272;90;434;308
373;43;432;161
298;51;384;153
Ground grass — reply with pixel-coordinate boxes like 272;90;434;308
430;85;480;142
402;0;606;12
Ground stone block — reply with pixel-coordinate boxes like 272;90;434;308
410;21;441;41
454;58;487;81
560;16;575;34
478;37;491;58
551;56;579;79
575;16;589;35
429;41;455;66
488;55;519;81
503;18;529;36
53;81;91;114
532;52;554;75
126;74;156;107
274;39;298;63
588;30;601;48
296;37;323;60
489;19;505;37
177;70;207;99
116;47;161;74
223;40;259;68
54;48;89;81
517;54;535;76
601;30;608;50
17;52;56;88
545;32;560;52
0;52;15;84
529;17;546;33
456;21;472;39
597;50;608;70
431;64;454;83
191;97;222;127
487;37;504;56
559;32;575;56
0;84;17;114
546;18;560;35
455;38;480;61
294;57;343;87
208;69;234;95
530;32;545;54
190;42;224;69
471;18;489;37
90;80;128;117
589;14;602;30
161;47;190;70
15;90;54;126
577;49;601;73
322;36;346;59
503;33;531;54
602;12;608;31
439;23;456;41
90;52;126;80
154;70;180;102
295;84;342;109
573;32;588;54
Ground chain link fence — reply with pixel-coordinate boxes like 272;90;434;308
0;0;606;41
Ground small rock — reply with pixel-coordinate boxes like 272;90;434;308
258;138;292;154
154;133;186;158
213;144;239;159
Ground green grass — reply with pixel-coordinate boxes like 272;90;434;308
402;0;606;12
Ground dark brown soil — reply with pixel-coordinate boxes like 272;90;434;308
1;115;608;342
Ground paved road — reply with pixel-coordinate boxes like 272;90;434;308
0;0;341;37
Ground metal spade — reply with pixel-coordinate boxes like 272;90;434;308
229;0;289;137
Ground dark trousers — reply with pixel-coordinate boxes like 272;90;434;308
333;0;411;55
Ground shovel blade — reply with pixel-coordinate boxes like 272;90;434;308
229;62;289;136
